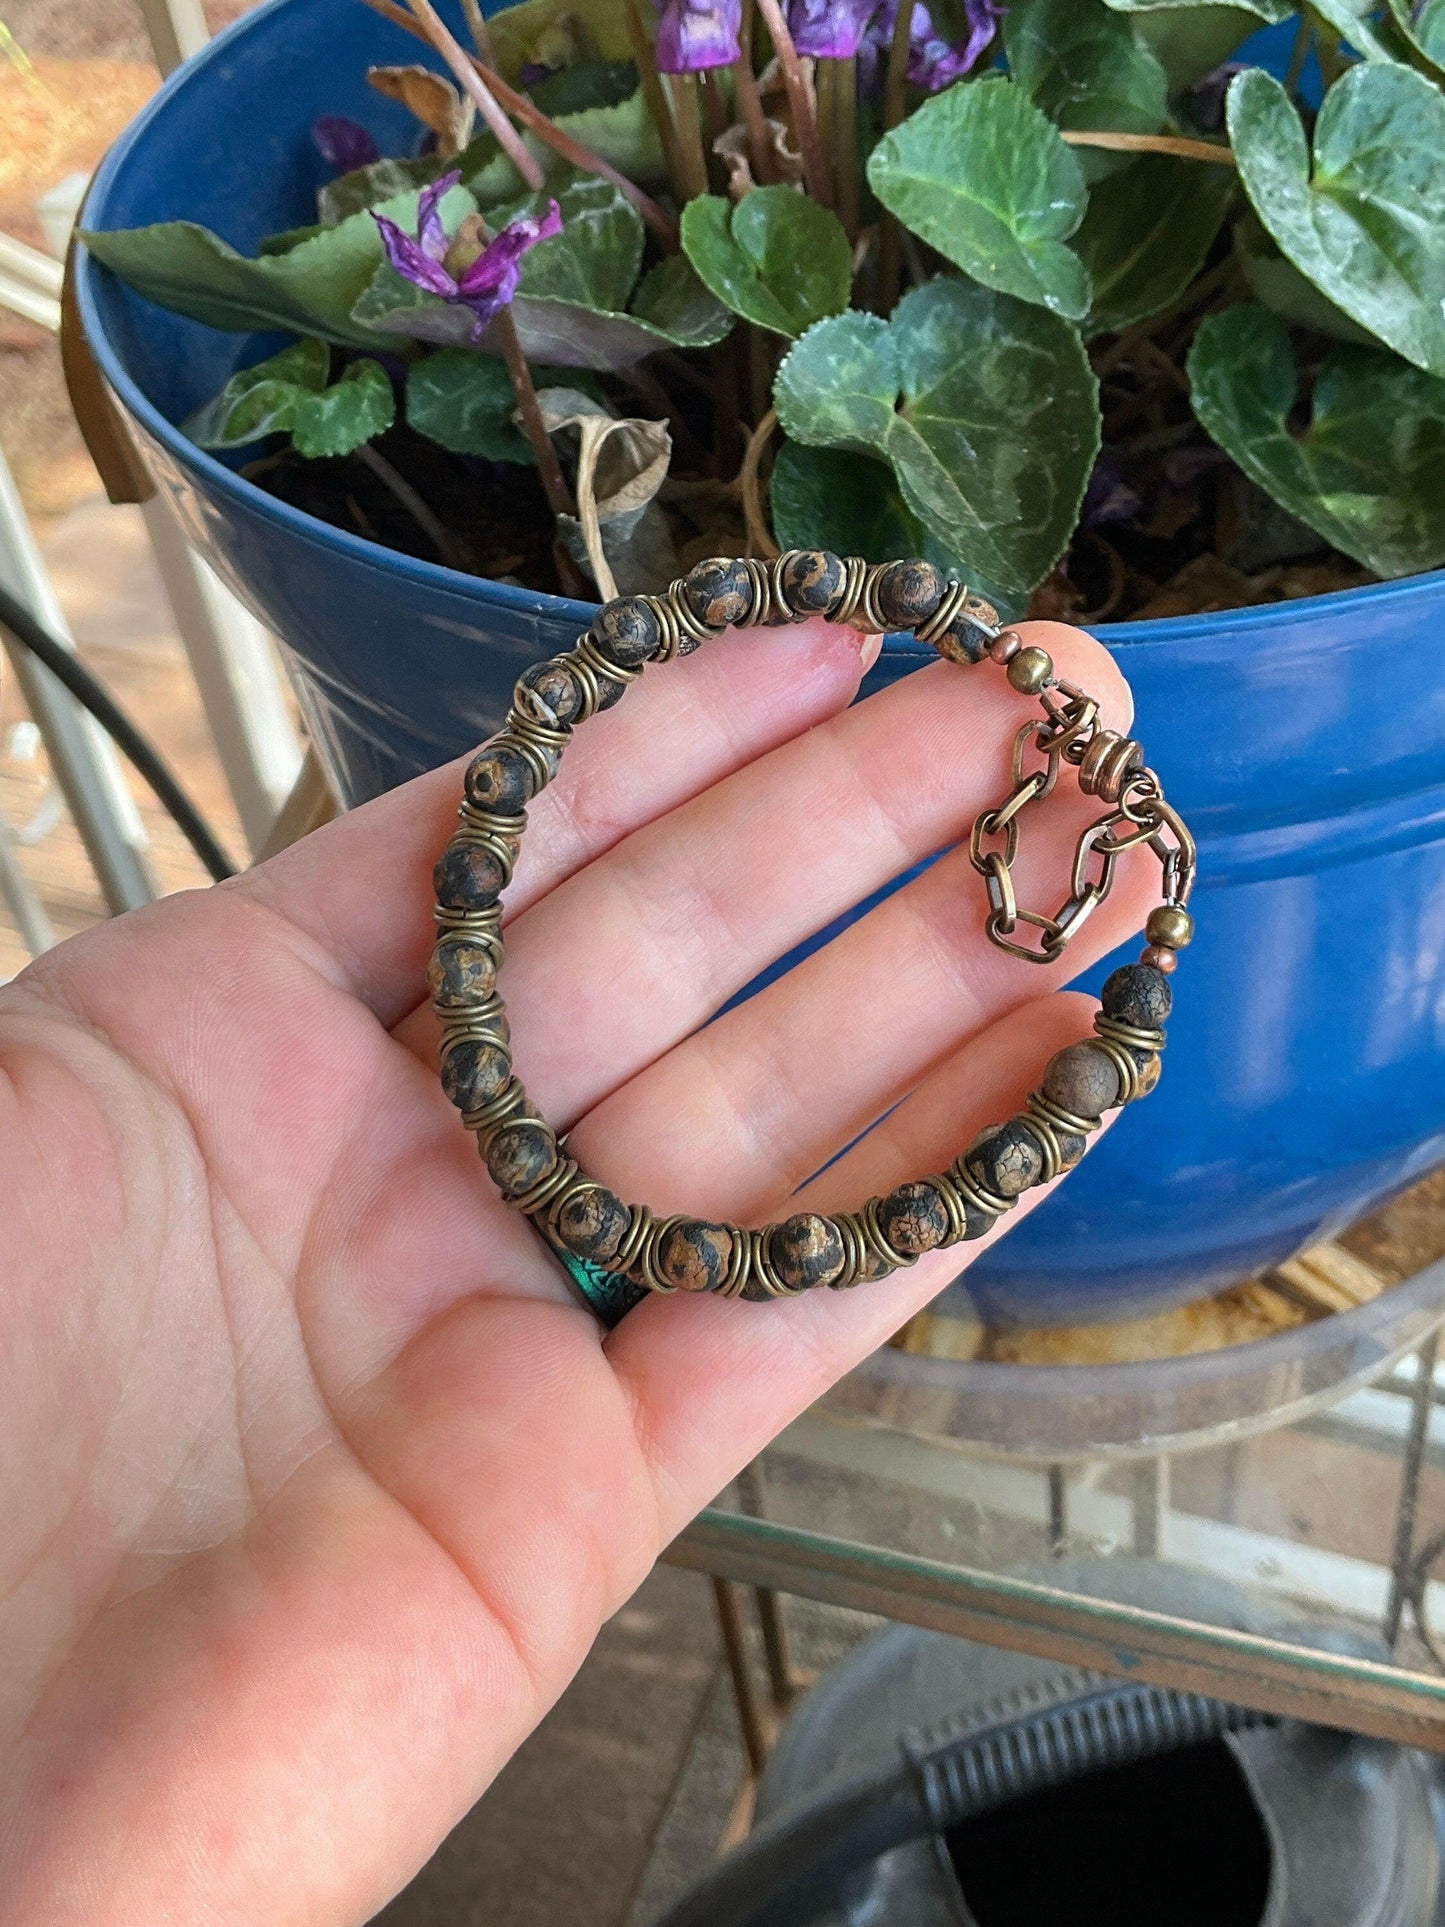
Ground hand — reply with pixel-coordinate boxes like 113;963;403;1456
0;616;1152;1924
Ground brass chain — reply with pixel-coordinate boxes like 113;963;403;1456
969;675;1197;964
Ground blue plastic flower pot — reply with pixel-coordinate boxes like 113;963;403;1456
75;0;1445;1325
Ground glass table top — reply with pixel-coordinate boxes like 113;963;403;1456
670;1203;1445;1749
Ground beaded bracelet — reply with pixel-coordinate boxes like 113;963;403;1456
429;552;1197;1327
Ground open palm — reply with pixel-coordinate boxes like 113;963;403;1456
0;613;1152;1924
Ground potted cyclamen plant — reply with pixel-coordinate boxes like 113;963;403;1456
76;0;1445;1327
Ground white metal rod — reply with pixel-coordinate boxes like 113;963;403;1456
0;808;55;959
138;496;302;857
0;451;155;914
0;270;60;333
0;233;64;298
137;0;210;74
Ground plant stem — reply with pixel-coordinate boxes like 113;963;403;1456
834;55;859;243
670;72;712;202
1283;9;1312;98
700;68;731;188
493;306;574;516
395;0;547;188
751;0;831;206
459;0;495;63
623;0;693;211
739;406;780;559
875;0;914;313
474;56;679;244
1061;129;1236;167
733;0;775;186
355;442;468;569
362;0;679;241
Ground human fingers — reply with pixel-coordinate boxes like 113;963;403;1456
243;614;881;1028
604;992;1119;1538
395;622;1130;1132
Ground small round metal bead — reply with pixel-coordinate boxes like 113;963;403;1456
657;1219;734;1292
1102;962;1173;1028
771;1212;847;1291
556;1186;631;1264
966;1120;1045;1198
485;1119;558;1197
1141;943;1179;975
989;628;1022;665
429;935;498;1006
1146;905;1194;951
875;558;945;629
434;843;506;911
780;549;846;618
440;1039;511;1110
682;557;755;630
519;656;585;726
878;1180;950;1256
1042;1041;1121;1119
592;594;664;668
1007;646;1054;695
465;740;546;813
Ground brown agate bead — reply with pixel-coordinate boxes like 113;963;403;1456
485;1119;558;1197
879;1180;950;1256
1102;962;1172;1029
520;656;584;726
1055;1130;1089;1171
780;549;845;618
933;595;1000;666
1042;1041;1120;1120
966;1120;1045;1199
658;1219;734;1292
875;558;945;629
682;557;755;630
433;843;506;911
441;1039;511;1110
466;740;546;814
1131;1051;1163;1098
771;1212;846;1291
428;935;497;1006
592;595;663;668
557;1186;630;1264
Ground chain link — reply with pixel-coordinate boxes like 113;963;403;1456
969;687;1196;963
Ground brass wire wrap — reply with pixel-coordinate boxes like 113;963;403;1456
428;552;1193;1315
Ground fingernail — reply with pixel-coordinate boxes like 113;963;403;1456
859;629;884;672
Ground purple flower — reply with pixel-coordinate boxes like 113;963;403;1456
861;0;1004;93
372;173;563;343
1081;455;1142;529
312;114;381;174
789;0;881;59
653;0;742;73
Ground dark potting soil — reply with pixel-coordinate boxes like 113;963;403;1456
240;352;1375;624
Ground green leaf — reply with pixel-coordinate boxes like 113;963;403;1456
774;277;1099;598
407;349;528;460
866;77;1092;321
458;82;667;205
1005;0;1170;183
1308;0;1411;63
497;172;644;311
185;340;395;458
770;441;923;562
1102;0;1291;87
82;180;474;350
680;189;852;339
258;223;330;257
290;358;396;457
1189;303;1445;577
1228;64;1445;377
487;0;634;73
1232;209;1375;345
528;58;638;119
1383;0;1445;82
405;349;601;460
1076;153;1235;335
318;154;444;226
